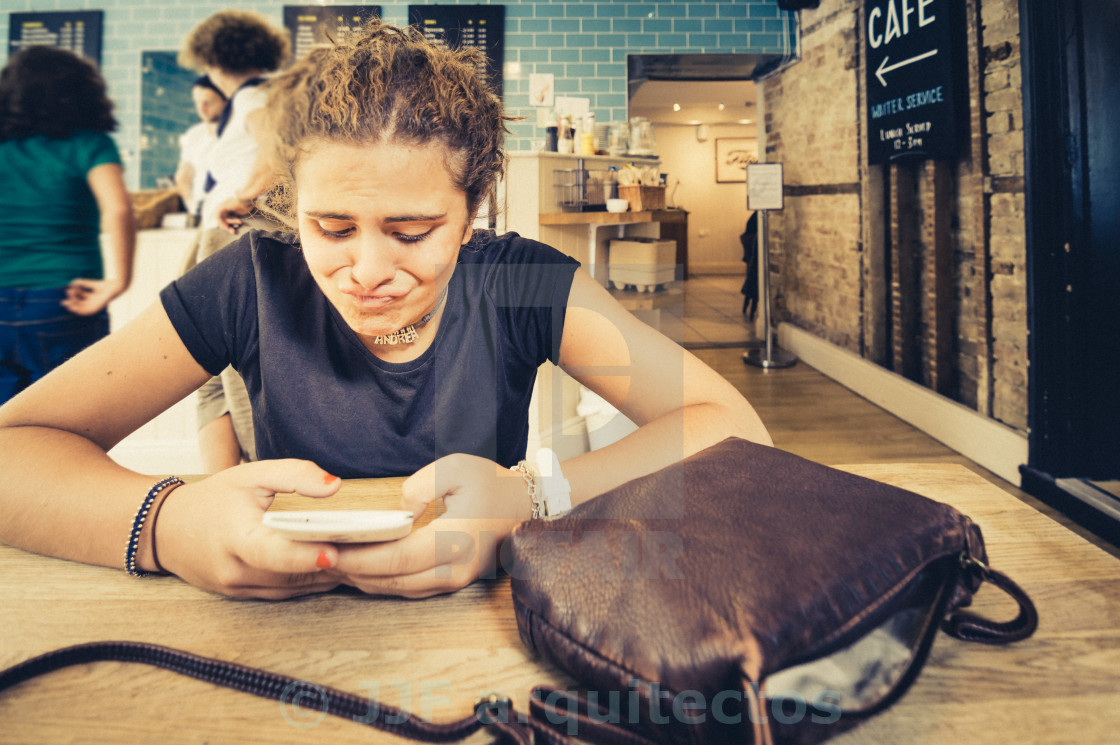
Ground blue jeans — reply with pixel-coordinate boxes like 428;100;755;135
0;287;109;405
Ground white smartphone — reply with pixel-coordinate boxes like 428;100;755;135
262;510;414;543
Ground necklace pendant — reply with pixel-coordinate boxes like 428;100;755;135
374;324;418;345
369;287;446;346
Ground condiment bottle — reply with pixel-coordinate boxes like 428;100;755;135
580;114;596;155
557;116;574;154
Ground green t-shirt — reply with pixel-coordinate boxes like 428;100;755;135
0;130;122;288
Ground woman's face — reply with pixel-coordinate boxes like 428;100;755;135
295;138;473;350
192;85;225;124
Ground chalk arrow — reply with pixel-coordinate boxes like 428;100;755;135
875;49;939;87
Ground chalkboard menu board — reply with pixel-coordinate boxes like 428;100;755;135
408;5;504;98
283;5;382;61
864;0;967;163
8;11;102;66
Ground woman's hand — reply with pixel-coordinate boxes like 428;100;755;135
334;454;533;598
62;277;127;315
155;459;346;599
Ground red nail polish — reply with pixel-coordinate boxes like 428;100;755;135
316;551;332;569
323;472;339;485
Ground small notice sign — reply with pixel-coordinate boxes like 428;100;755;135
747;163;785;211
865;0;966;163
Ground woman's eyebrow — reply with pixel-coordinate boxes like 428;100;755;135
384;212;448;223
303;210;353;221
302;211;447;223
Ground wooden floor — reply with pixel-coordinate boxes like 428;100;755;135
691;345;1120;560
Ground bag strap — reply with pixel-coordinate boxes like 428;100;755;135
942;557;1039;644
0;640;562;744
0;641;670;745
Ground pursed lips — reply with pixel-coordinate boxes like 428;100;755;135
340;285;409;306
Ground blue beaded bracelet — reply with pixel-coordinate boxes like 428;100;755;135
125;476;184;577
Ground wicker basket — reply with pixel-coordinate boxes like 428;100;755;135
618;185;666;212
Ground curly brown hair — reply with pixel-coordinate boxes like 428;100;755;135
263;21;512;221
179;10;289;74
0;46;116;140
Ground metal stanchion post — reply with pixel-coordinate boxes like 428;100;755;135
743;210;796;369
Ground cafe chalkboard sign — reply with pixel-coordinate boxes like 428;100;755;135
283;6;382;61
865;0;966;163
8;11;102;66
408;5;505;99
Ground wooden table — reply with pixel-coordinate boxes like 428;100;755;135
1;465;1118;744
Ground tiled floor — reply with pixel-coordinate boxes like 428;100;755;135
661;274;761;349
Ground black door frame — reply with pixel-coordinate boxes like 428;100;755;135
1019;0;1120;544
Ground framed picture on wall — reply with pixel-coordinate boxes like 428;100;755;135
715;138;758;183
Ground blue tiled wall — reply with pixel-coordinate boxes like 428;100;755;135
3;1;797;189
139;51;197;190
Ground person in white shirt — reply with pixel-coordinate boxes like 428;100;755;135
177;10;289;472
173;76;225;219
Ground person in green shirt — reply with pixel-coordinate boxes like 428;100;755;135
0;45;136;404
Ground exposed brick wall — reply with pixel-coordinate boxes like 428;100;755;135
763;0;864;353
762;0;1029;432
981;0;1028;431
771;194;863;350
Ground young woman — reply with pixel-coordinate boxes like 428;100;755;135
0;22;771;599
0;46;135;405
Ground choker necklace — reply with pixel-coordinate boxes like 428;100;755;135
372;287;448;346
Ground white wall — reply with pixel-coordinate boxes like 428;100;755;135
104;229;205;475
656;123;756;275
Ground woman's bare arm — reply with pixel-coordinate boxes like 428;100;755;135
0;302;211;568
557;269;772;506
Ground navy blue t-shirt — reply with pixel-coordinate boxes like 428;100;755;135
160;229;579;477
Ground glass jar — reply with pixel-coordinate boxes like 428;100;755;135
628;117;656;155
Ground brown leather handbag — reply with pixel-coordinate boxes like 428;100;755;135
508;437;1037;745
0;438;1035;745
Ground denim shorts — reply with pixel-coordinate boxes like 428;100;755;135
0;287;109;405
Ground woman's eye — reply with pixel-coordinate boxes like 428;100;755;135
395;230;433;244
316;221;354;239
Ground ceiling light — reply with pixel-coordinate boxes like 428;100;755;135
673;103;681;112
718;103;726;111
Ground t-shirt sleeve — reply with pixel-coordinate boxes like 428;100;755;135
484;236;579;366
78;131;123;173
160;233;259;376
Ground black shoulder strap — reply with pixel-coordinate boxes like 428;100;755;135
0;641;514;742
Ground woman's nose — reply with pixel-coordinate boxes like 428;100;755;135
348;237;396;289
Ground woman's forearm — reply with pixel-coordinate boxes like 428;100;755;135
0;302;213;573
88;162;137;293
0;426;158;570
561;397;771;510
102;203;137;292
